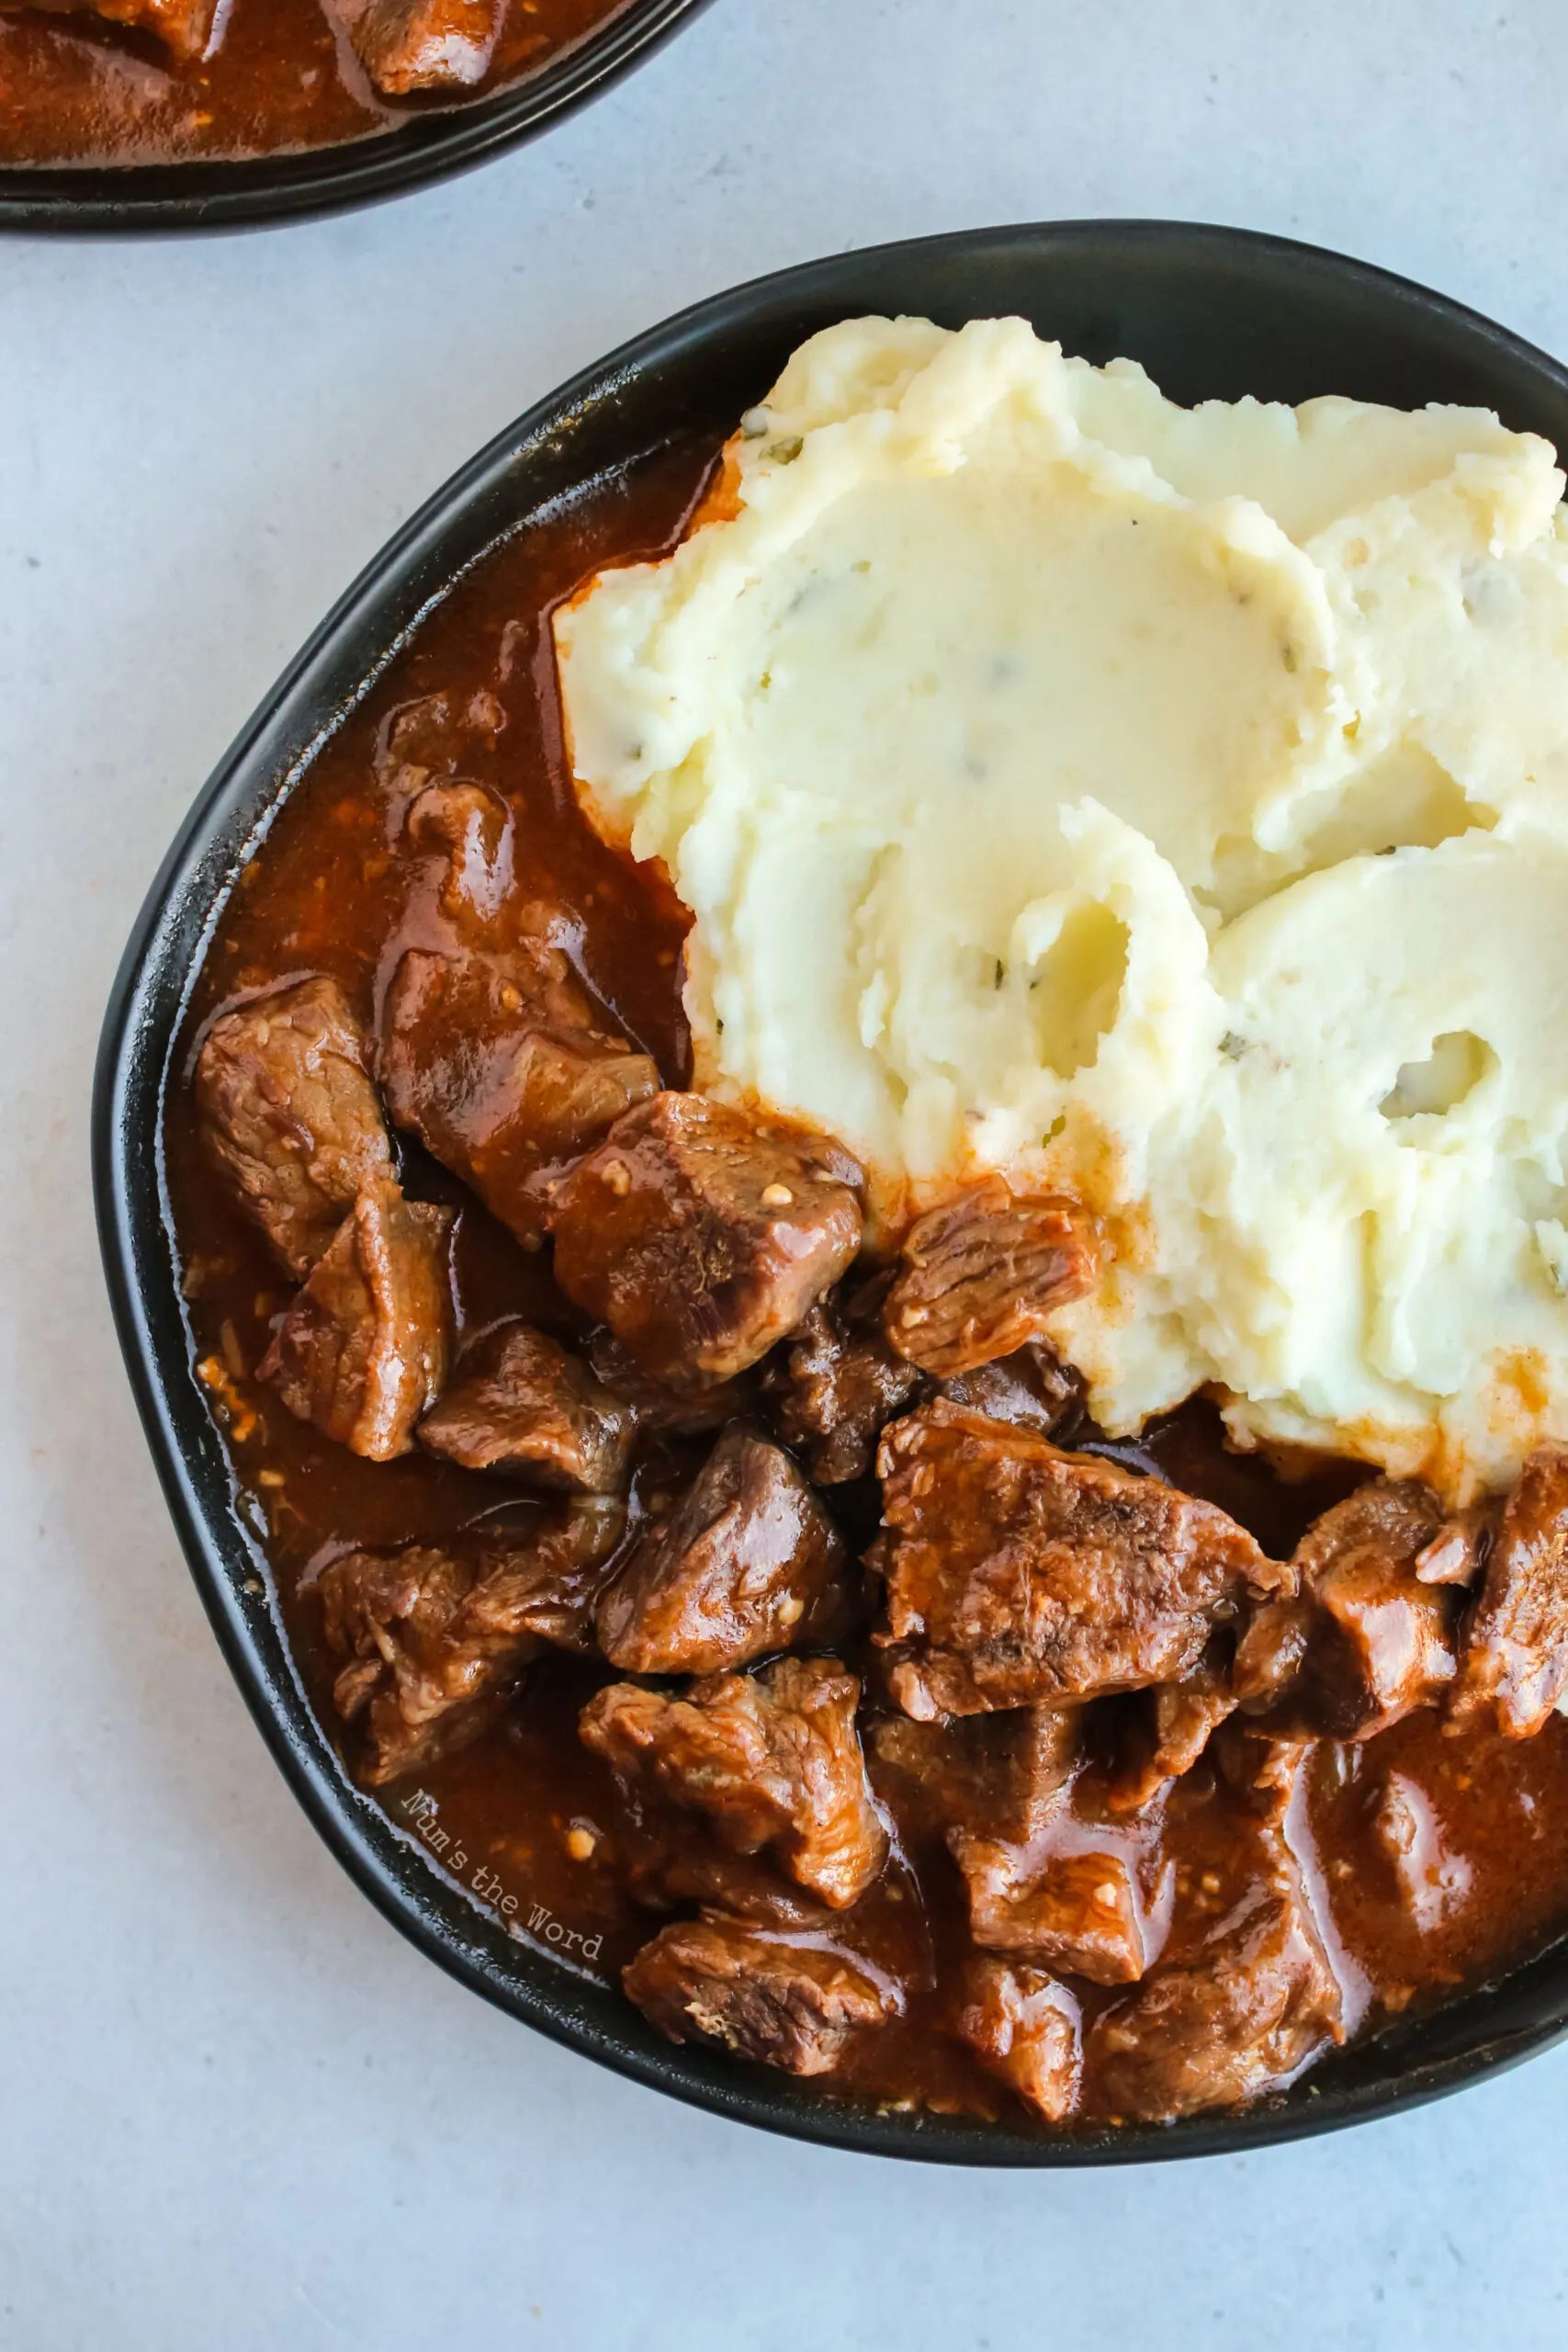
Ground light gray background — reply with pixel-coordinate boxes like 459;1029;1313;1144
4;3;1565;2345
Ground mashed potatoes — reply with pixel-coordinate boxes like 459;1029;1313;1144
555;315;1568;1499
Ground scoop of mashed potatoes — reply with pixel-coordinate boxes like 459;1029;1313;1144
555;314;1568;1499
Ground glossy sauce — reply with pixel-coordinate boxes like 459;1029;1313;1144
163;429;1568;2127
1;0;627;165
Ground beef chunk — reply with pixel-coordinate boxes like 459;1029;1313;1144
1448;1446;1568;1738
1089;1876;1342;2120
941;1341;1084;1438
321;1544;531;1785
195;977;392;1278
347;0;503;92
953;1841;1145;1984
549;1093;863;1388
771;1277;926;1484
586;1329;761;1436
954;1957;1082;2122
404;778;513;924
624;1917;897;2076
321;1503;622;1781
581;1657;886;1909
380;941;657;1245
1111;1645;1237;1814
882;1177;1098;1377
869;1705;1079;1844
259;1178;451;1461
418;1320;633;1494
26;0;218;59
1234;1481;1457;1737
461;1498;626;1657
876;1402;1280;1718
595;1424;849;1674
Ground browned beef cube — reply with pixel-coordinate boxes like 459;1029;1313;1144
868;1705;1079;1845
771;1277;926;1483
940;1341;1084;1438
418;1320;633;1494
195;977;393;1278
321;1544;535;1785
380;943;657;1245
876;1402;1280;1718
624;1917;898;2076
321;1504;621;1782
1234;1481;1457;1737
580;1657;886;1909
954;1957;1082;2122
953;1841;1145;1984
26;0;218;59
404;778;513;924
587;1329;761;1436
260;1178;452;1461
594;1424;849;1674
1089;1876;1342;2120
1449;1446;1568;1738
549;1093;863;1388
1110;1644;1236;1814
348;0;503;92
455;1498;626;1658
882;1176;1098;1377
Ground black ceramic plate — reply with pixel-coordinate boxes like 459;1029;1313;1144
95;220;1568;2163
0;0;711;233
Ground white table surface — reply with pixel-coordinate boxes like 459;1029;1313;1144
6;2;1568;2343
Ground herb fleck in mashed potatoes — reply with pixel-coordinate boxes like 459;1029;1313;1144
555;315;1568;1499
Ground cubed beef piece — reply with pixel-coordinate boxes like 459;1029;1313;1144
580;1657;886;1909
882;1177;1098;1377
954;1957;1082;2122
587;1329;761;1436
26;0;218;59
623;1917;898;2077
1089;1876;1342;2120
594;1424;849;1674
404;778;513;924
869;1705;1080;1844
549;1093;863;1388
941;1341;1084;1439
321;1544;534;1785
418;1320;633;1494
953;1841;1145;1984
321;1503;622;1782
876;1402;1281;1718
195;977;393;1278
771;1276;926;1484
1111;1643;1236;1814
1449;1446;1568;1738
380;942;657;1245
259;1178;452;1461
1234;1481;1457;1737
347;0;503;92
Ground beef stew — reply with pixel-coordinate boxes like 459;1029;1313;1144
161;428;1568;2136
